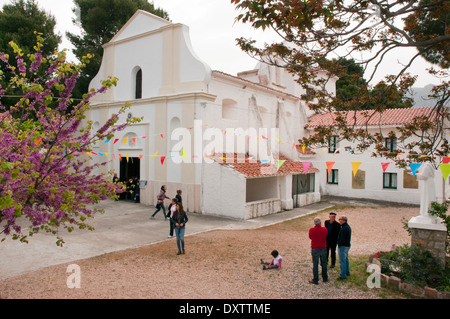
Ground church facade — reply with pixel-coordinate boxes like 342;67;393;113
87;10;448;219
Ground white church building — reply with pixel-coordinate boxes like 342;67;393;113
87;10;448;219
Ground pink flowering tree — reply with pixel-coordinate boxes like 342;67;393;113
0;36;138;246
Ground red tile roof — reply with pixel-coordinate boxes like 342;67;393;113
211;153;318;177
296;144;316;155
306;107;437;128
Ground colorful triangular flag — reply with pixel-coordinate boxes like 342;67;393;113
277;160;286;170
351;162;362;176
439;164;450;181
443;157;450;164
182;149;187;158
303;161;311;174
381;162;391;173
160;156;166;165
410;163;422;176
326;162;335;175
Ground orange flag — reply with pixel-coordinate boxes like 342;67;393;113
139;155;143;159
326;162;335;175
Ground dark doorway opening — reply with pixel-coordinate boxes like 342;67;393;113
120;157;140;200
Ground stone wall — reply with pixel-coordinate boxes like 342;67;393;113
410;228;447;267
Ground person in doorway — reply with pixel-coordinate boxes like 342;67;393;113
260;250;282;270
151;185;170;220
167;198;178;238
308;217;328;285
325;212;341;268
172;203;188;255
337;215;352;280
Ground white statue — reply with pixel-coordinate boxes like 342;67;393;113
409;163;446;230
416;163;436;217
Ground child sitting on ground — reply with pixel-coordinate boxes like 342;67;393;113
260;250;282;270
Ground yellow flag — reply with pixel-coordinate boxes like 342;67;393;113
123;138;128;144
152;151;158;157
351;162;362;176
126;154;129;162
182;149;187;158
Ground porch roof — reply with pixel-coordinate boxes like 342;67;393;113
210;153;318;178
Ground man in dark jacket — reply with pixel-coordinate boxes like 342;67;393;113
337;215;352;279
324;212;340;268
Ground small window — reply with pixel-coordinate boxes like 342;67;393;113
383;172;397;189
327;169;339;184
385;138;397;152
135;69;142;99
328;136;338;153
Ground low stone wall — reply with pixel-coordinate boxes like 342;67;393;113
367;256;450;299
244;198;282;219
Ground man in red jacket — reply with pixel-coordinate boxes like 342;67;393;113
308;217;328;285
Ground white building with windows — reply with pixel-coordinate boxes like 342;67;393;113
87;9;445;219
87;10;329;219
305;107;449;205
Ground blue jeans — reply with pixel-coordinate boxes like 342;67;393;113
338;246;351;278
152;202;166;218
175;226;185;251
311;248;328;283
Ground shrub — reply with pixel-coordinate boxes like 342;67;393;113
378;244;447;289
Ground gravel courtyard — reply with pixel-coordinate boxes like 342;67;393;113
0;205;418;299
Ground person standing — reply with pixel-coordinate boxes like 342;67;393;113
172;202;188;255
176;189;183;204
324;212;341;268
151;185;169;220
167;198;178;238
337;215;352;280
308;217;328;285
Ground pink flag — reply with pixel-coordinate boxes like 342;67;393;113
303;161;311;174
381;162;391;172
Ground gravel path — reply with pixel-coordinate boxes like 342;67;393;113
0;205;418;299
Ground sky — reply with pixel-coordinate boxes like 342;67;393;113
0;0;446;88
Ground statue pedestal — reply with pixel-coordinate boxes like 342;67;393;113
408;216;447;267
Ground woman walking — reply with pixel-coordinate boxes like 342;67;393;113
172;203;188;255
151;185;170;220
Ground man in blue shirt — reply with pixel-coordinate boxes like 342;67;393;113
337;215;352;279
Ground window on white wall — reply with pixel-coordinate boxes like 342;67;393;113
327;169;339;184
135;68;142;99
383;173;397;189
385;138;397;152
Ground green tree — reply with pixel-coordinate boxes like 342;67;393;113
232;0;449;167
0;0;61;107
67;0;170;99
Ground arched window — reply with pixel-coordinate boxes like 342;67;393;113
135;69;142;99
